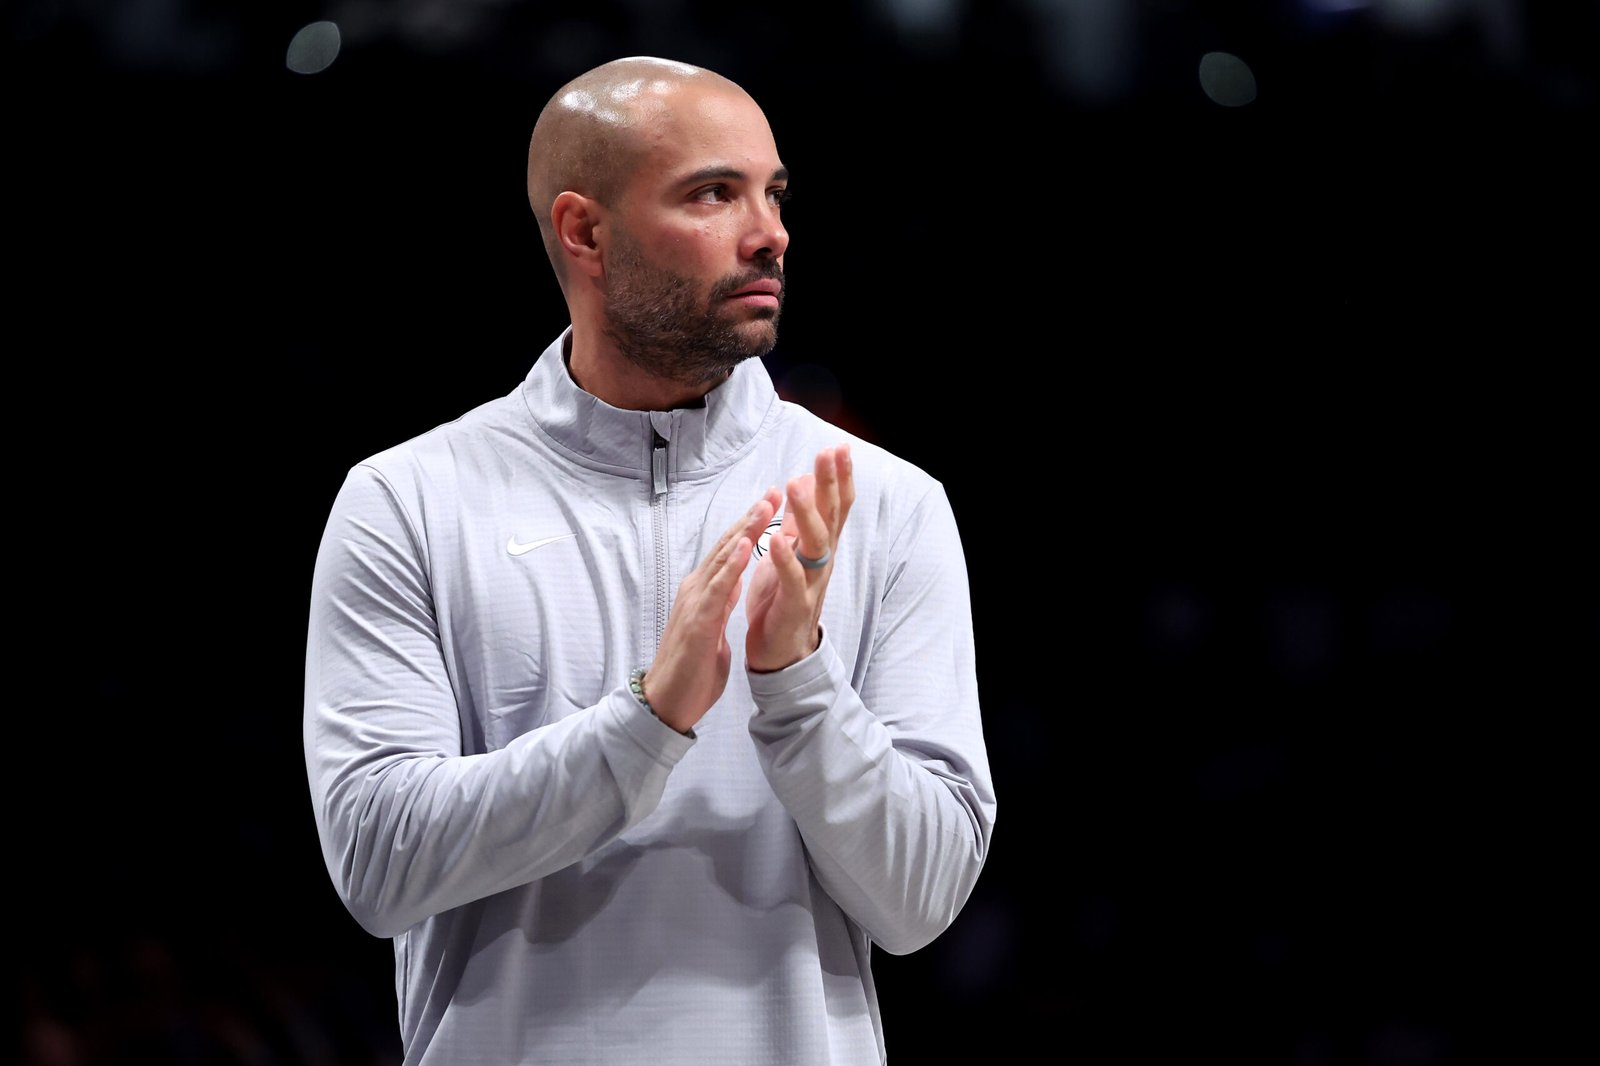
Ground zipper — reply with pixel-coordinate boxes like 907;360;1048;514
651;429;669;652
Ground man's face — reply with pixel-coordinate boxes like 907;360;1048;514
600;86;789;386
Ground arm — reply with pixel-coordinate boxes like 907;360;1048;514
745;470;995;955
303;464;769;938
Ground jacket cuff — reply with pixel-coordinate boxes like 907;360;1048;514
745;625;841;724
605;684;696;775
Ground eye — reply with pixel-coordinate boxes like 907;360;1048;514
692;185;730;203
769;187;792;208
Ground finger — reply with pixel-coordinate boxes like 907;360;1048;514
748;486;782;542
710;503;757;560
775;472;810;538
786;474;833;569
718;536;754;612
689;532;756;622
814;447;841;535
730;498;771;576
691;503;762;593
835;444;855;530
699;493;778;579
746;491;782;544
767;525;819;596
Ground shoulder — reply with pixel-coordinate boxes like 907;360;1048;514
353;387;526;492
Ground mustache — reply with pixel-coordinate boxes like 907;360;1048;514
712;264;785;299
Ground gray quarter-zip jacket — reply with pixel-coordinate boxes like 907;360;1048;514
303;329;996;1064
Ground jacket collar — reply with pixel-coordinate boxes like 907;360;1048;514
519;327;777;478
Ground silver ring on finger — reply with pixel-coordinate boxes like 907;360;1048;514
795;545;832;570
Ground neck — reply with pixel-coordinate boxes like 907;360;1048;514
565;326;727;411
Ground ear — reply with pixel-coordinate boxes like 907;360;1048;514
551;191;606;280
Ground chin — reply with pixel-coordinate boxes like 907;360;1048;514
742;323;779;357
742;307;780;331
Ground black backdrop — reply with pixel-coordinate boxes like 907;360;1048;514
14;2;1595;1064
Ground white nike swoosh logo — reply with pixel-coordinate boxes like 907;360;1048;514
507;532;577;557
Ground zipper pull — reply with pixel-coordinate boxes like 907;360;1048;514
652;430;668;498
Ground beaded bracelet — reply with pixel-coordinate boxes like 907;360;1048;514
628;667;652;712
628;667;695;739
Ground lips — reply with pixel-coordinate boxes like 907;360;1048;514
728;279;783;299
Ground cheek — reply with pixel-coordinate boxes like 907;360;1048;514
664;224;729;270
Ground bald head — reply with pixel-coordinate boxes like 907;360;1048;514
527;57;753;286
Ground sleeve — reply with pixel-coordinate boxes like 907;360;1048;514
745;480;996;955
302;463;695;939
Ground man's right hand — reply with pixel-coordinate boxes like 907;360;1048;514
640;487;782;734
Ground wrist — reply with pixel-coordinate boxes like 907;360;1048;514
746;625;823;674
629;668;695;738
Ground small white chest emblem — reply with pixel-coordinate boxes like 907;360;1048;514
507;532;577;557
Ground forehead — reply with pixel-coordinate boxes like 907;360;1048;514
630;85;783;191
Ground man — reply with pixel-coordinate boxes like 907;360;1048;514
303;56;996;1064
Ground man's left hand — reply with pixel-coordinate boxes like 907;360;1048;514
745;443;854;673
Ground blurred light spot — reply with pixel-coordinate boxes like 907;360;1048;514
1295;0;1369;34
99;0;240;73
1199;51;1257;107
328;0;385;45
1266;587;1339;682
401;0;483;48
1474;0;1525;70
1026;0;1139;105
872;0;963;52
1146;585;1211;657
1375;0;1462;35
1366;1020;1447;1066
776;363;844;422
328;0;502;50
287;21;341;75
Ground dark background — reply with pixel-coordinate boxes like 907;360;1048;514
13;2;1595;1064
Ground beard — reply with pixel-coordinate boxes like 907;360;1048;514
602;230;785;387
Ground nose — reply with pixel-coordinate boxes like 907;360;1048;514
740;196;788;263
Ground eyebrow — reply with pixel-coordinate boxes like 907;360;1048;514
679;165;790;187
